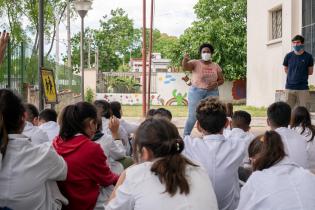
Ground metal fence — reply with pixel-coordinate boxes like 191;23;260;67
0;42;81;99
97;72;157;94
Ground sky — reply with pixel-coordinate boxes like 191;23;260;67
56;0;198;57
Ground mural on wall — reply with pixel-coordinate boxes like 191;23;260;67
165;89;188;106
232;80;246;100
163;74;177;84
96;72;246;105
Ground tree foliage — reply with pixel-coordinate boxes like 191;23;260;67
176;0;247;80
0;0;68;56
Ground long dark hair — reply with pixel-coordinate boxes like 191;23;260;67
0;89;25;158
59;102;97;139
248;131;286;171
110;101;122;119
291;106;315;142
133;118;197;196
94;100;111;119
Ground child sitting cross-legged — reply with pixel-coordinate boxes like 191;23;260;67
183;98;248;210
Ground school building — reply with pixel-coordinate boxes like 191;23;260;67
247;0;315;107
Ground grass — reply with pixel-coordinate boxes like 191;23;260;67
122;105;267;118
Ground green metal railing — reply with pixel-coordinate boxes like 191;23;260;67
0;42;81;99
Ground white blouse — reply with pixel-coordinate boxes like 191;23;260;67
236;157;315;210
275;127;308;168
291;126;315;171
39;121;60;142
96;133;126;174
102;117;131;155
106;161;218;210
23;121;50;145
183;133;248;210
0;134;67;210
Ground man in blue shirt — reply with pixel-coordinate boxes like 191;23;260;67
283;35;314;109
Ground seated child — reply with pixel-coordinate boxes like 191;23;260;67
236;131;315;210
22;103;49;145
229;110;255;182
183;98;247;210
38;109;60;141
110;101;138;136
152;107;172;121
290;106;315;172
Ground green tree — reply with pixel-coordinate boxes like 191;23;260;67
95;8;137;71
176;0;247;80
0;0;68;54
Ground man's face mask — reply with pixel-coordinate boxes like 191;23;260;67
293;44;304;52
201;53;212;61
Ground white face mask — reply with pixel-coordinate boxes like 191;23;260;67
201;53;211;61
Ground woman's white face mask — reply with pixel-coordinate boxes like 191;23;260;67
201;53;212;61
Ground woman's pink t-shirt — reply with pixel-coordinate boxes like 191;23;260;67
189;60;222;89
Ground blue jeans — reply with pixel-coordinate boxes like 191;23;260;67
183;86;219;136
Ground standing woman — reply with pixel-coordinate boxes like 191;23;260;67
182;43;224;136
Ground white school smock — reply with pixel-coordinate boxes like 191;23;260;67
106;161;218;210
183;133;247;210
23;121;50;145
275;127;308;168
102;117;131;155
226;128;255;165
119;119;138;135
236;157;315;210
291;126;315;171
0;134;67;210
39;121;60;142
96;133;126;174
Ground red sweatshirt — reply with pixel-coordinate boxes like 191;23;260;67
53;134;119;210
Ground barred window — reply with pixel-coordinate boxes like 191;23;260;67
271;9;282;40
302;0;315;58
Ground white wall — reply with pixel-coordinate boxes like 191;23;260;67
247;0;302;107
84;68;97;94
96;72;244;105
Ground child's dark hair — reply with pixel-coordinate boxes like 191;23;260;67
24;103;39;122
133;118;197;196
248;131;286;171
59;102;97;139
232;110;251;131
154;108;172;121
196;97;227;134
226;103;233;118
146;109;156;118
292;35;305;44
291;106;315;142
39;109;58;122
110;101;122;119
0;89;25;158
267;102;291;128
199;43;214;55
94;100;111;119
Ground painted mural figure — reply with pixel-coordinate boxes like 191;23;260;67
182;43;224;136
173;89;187;106
283;35;314;109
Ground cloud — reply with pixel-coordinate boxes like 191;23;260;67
56;0;198;58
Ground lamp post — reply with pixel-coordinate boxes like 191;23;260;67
74;0;92;101
38;0;44;111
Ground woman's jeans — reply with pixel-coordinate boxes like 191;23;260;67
183;86;219;136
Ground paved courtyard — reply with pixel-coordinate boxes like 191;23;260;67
125;117;269;137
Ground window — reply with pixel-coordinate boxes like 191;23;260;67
302;0;315;57
271;9;282;40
